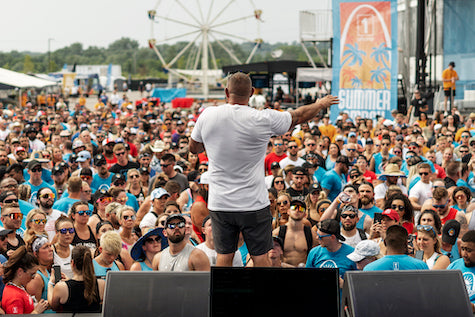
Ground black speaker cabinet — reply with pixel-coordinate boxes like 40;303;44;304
102;271;210;316
342;270;472;317
211;267;340;317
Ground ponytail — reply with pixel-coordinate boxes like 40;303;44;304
3;246;38;283
71;246;98;305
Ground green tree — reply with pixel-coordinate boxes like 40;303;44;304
23;55;34;73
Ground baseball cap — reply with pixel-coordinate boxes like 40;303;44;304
347;240;381;262
151;188;170;200
396;134;404;141
80;167;93;177
309;183;321;194
272;236;284;249
383;119;394;127
69;154;78;163
335;135;345;142
60;130;71;137
165;214;186;226
72;140;85;150
366;138;374;145
139;167;149;175
76;150;91;162
27;159;42;170
409;142;420;148
14;147;26;154
434;124;442;131
111;173;126;184
382;209;400;222
293;166;307;175
318;219;346;241
442;219;460;245
52;165;64;175
271;162;280;169
348;132;356;138
94;154;106;165
102;138;116;146
11;138;19;144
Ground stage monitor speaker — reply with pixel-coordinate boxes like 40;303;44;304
210;267;340;317
102;271;210;317
342;270;472;317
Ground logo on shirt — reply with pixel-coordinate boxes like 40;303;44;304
98;184;110;191
319;260;338;269
464;272;475;298
29;191;38;206
392;262;400;270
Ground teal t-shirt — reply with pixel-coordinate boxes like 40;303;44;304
364;254;429;271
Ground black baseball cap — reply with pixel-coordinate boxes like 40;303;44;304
271;162;280;169
442;220;460;245
165;214;186;226
293;166;307;175
112;173;126;184
27;160;42;170
52;165;63;175
318;219;346;241
94;154;107;165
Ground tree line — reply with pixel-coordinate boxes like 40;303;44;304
0;38;330;78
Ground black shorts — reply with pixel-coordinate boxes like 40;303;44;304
210;206;273;256
444;88;456;97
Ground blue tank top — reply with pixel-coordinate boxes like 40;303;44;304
37;270;54;314
183;189;194;213
356;214;367;231
92;259;120;279
139;261;153;272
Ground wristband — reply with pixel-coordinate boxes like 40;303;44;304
48;281;55;286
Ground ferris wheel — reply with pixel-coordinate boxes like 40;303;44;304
148;0;263;98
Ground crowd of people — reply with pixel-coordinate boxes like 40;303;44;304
0;76;474;313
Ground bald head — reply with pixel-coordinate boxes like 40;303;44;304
226;73;253;102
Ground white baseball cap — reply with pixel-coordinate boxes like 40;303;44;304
347;240;380;262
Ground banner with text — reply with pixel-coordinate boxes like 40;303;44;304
331;0;397;122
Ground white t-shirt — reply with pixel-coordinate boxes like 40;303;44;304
278;156;306;170
409;180;433;206
374;182;408;200
45;209;66;241
340;230;368;248
191;104;291;211
196;243;243;267
140;211;158;229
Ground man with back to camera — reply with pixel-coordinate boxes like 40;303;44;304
364;225;429;271
190;72;338;267
447;230;475;312
442;61;459;114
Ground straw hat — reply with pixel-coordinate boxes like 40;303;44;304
381;163;406;177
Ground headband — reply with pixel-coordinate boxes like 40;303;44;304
32;236;49;253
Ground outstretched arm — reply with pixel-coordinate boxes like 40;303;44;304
288;95;339;130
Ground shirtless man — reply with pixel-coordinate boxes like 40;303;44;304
273;200;317;266
152;214;210;271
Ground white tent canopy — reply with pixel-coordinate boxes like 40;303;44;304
0;67;57;89
296;67;332;82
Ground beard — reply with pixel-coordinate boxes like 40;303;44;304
342;222;356;231
40;199;54;209
168;233;185;244
360;196;373;206
464;259;475;267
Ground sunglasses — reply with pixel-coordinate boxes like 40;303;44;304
130;174;140;179
394;151;401;154
7;213;23;220
416;224;437;236
288;145;297;149
350;174;360;179
382;143;390;146
307;143;316;146
31;219;47;225
347;148;356;152
123;215;136;221
3;198;18;204
81;175;92;181
145;236;161;243
341;213;357;219
98;197;113;204
391;205;405;211
31;167;43;173
167;221;186;229
277;201;289;206
432;203;447;209
199;168;208;172
114;181;126;186
115;152;126;156
275;180;284;184
419;172;429;176
76;210;92;216
39;193;55;199
290;205;305;212
317;233;332;239
58;228;75;234
274;143;283;146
